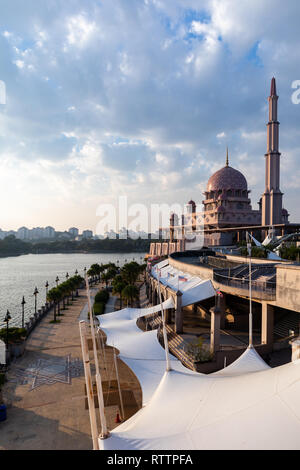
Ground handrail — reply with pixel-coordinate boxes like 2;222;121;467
213;272;276;297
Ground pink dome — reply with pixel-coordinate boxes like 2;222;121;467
207;166;248;192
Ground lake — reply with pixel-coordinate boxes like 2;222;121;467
0;252;146;328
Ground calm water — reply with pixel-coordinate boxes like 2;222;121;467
0;252;146;328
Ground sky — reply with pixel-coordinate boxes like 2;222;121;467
0;0;300;233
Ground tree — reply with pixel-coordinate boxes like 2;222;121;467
120;262;140;285
121;285;139;307
47;288;61;322
112;280;127;310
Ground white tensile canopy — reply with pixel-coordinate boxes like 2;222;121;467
97;298;193;405
100;355;300;450
97;301;300;450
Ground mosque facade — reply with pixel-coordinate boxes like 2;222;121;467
170;78;289;247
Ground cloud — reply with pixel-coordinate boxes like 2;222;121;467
0;0;299;230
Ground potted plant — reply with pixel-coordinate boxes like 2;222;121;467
0;328;27;359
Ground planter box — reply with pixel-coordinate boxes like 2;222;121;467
9;341;26;359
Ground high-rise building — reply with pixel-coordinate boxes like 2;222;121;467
69;227;79;238
45;226;56;239
17;227;30;240
82;230;93;239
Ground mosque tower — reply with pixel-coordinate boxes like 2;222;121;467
261;77;283;227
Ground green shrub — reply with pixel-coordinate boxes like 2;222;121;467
95;290;109;304
93;289;109;316
0;328;27;343
93;302;106;316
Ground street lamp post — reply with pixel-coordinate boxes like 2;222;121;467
33;287;39;315
21;296;26;329
66;272;69;281
56;276;60;287
4;310;11;348
45;281;49;302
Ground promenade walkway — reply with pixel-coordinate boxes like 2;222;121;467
0;288;98;450
0;284;142;450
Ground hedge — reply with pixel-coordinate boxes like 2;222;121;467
94;290;109;304
93;289;110;317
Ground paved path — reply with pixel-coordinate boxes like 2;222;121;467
104;295;117;315
0;288;98;450
78;288;98;322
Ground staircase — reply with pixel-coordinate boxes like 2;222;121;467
154;324;196;371
274;312;300;339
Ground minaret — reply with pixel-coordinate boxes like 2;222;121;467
262;77;283;228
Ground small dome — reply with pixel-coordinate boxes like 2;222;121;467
188;199;196;205
207;166;248;192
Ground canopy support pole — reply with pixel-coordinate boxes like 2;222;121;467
113;344;125;421
79;321;99;450
85;276;109;440
247;233;253;349
157;275;172;372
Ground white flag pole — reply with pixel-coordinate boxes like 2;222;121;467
157;271;171;372
246;233;253;348
85;275;108;439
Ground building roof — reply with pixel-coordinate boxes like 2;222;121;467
207;165;248;192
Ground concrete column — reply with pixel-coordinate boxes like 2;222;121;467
165;295;172;324
219;293;226;329
291;339;300;362
148;283;152;303
152;283;158;306
261;303;274;346
175;291;183;334
210;306;221;354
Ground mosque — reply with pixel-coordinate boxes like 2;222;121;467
168;77;290;248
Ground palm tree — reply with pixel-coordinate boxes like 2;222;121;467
121;262;140;285
112;281;126;310
101;272;110;290
47;288;60;322
121;285;139;308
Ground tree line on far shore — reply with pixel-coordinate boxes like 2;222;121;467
0;235;153;258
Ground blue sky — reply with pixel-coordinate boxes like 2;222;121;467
0;0;300;232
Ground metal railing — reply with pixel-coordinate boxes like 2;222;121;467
213;272;276;299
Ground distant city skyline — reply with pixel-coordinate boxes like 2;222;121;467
0;1;300;231
0;225;159;241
